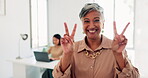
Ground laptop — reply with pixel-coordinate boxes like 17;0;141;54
34;51;53;62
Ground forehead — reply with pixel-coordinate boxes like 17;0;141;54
53;37;58;40
82;10;101;19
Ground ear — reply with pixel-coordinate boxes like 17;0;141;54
102;23;104;29
101;19;105;28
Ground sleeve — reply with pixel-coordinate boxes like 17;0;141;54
52;60;72;78
114;57;140;78
52;42;77;78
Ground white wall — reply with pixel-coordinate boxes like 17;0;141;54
134;0;148;78
48;0;88;44
0;0;148;78
0;0;32;78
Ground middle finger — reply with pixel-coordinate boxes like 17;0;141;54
71;24;77;39
64;22;70;36
121;22;130;35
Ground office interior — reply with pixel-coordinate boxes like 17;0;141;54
0;0;148;78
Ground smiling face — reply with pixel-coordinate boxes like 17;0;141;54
81;10;104;40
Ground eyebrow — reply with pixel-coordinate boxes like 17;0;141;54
94;17;100;19
83;18;89;21
83;17;100;20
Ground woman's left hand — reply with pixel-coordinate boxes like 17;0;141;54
50;57;59;60
112;21;130;53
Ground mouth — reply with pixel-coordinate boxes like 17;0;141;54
87;28;98;34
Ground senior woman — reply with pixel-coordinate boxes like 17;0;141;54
53;3;139;78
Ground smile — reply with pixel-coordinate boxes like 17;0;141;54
87;28;98;33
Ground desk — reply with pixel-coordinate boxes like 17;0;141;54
9;57;59;78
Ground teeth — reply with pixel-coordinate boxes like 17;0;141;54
89;30;96;33
88;29;97;33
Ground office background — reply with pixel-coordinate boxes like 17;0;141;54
0;0;148;78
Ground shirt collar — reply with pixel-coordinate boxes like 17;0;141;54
77;35;112;53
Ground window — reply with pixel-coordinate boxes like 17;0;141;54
96;0;134;49
31;0;48;48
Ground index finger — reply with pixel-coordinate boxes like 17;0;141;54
121;22;130;35
64;22;70;35
71;24;77;38
113;21;118;35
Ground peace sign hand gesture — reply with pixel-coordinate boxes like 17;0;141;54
112;21;130;54
61;22;77;55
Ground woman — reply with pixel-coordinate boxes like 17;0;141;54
53;3;139;78
48;34;63;60
42;34;63;78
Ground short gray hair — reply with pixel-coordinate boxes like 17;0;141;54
79;3;104;21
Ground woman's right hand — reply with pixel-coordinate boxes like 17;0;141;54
60;22;77;72
61;22;77;55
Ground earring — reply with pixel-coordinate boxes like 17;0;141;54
101;29;104;34
82;32;85;34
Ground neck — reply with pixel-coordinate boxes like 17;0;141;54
86;35;102;51
55;44;60;47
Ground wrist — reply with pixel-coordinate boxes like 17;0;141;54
60;52;73;72
63;51;73;55
113;51;122;55
113;50;126;59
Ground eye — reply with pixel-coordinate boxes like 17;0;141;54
84;20;90;23
94;20;100;22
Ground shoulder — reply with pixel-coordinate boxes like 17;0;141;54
73;40;85;52
74;40;84;46
74;39;85;49
103;35;113;44
100;35;113;48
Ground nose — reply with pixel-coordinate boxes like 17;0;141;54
89;21;95;28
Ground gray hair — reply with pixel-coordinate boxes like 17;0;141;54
79;3;104;21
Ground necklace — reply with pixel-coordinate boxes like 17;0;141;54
84;48;110;59
84;49;103;59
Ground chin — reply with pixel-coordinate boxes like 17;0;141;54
87;36;97;40
87;33;98;37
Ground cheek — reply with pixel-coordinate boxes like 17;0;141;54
55;41;58;44
83;24;87;30
57;40;60;44
83;25;87;33
96;23;103;29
